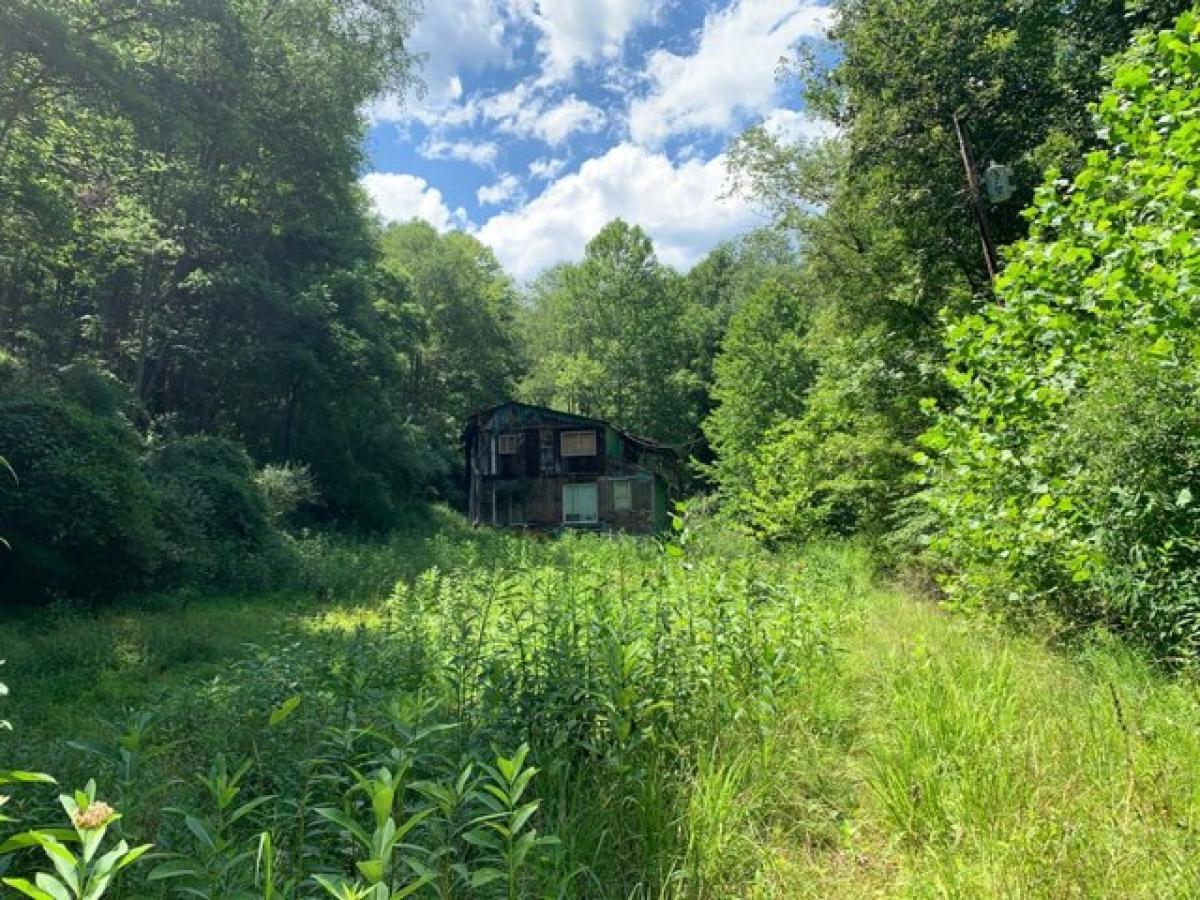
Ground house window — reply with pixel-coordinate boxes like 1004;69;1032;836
613;479;632;512
494;490;525;526
561;430;596;457
563;482;598;524
498;433;520;455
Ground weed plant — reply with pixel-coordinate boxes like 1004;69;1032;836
0;516;865;897
7;515;1197;896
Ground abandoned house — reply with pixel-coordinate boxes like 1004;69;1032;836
463;402;677;533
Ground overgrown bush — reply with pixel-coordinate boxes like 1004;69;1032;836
147;436;284;590
0;397;159;601
727;396;909;546
255;462;321;524
922;11;1200;660
0;391;294;602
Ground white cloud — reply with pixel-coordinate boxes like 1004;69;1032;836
479;84;606;145
477;173;522;206
629;0;834;147
761;107;836;143
477;143;765;280
418;137;500;167
360;172;471;232
512;0;660;81
529;157;566;181
368;0;510;123
518;96;606;144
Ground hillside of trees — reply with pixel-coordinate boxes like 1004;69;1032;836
3;2;1200;896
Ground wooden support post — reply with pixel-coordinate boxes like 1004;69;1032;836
953;112;1001;289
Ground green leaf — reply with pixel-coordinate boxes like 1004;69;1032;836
228;794;274;825
313;807;371;847
148;859;204;881
268;695;302;728
0;771;56;786
34;874;72;900
467;867;505;887
355;858;385;884
183;815;216;850
2;877;55;900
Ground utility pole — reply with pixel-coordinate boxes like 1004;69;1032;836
953;112;1000;288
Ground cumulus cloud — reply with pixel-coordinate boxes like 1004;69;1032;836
761;107;837;144
529;157;567;181
511;0;660;81
478;84;606;145
367;0;510;123
477;173;522;206
629;0;834;147
518;96;606;144
360;172;471;232
403;83;605;146
417;137;500;167
477;143;765;280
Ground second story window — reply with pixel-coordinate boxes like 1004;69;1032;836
497;433;520;455
560;430;596;457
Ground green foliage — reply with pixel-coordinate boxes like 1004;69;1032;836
0;394;301;603
0;396;158;600
255;463;321;525
922;11;1200;660
0;0;521;531
704;277;815;479
0;518;867;897
7;524;1200;895
719;0;1193;549
147;436;280;590
518;220;707;445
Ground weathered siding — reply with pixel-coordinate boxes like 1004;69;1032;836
464;402;676;534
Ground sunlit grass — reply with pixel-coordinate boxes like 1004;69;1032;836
3;525;1200;896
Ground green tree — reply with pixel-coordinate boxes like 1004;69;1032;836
0;0;472;528
519;220;704;445
720;0;1191;545
379;220;522;442
922;11;1200;660
704;276;815;493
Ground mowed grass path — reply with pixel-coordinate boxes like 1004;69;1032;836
751;590;1200;898
3;542;1200;897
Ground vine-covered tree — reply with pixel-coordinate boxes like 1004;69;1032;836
923;11;1200;659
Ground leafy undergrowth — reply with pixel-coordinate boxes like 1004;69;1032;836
2;520;1200;897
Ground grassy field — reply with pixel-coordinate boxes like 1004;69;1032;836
2;515;1199;898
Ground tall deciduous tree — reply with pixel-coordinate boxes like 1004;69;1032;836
716;0;1191;544
519;220;703;445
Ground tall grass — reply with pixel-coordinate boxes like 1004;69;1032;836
0;517;869;897
3;516;1200;896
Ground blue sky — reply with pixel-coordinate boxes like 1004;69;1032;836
361;0;834;281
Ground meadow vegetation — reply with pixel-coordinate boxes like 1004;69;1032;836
4;515;1200;897
5;3;1200;897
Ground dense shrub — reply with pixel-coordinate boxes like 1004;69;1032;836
0;397;159;600
736;411;908;546
0;393;292;601
922;12;1200;660
147;437;283;590
254;462;320;524
705;276;911;544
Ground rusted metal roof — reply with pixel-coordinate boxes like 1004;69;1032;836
464;401;679;459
